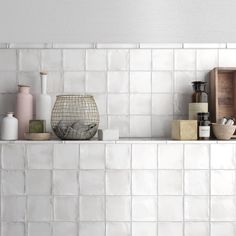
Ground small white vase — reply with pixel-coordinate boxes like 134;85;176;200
1;112;18;140
36;72;52;132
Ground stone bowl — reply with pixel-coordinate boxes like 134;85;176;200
212;123;236;140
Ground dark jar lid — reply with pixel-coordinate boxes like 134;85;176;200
192;81;207;92
197;112;210;121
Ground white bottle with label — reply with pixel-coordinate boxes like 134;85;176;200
36;72;52;132
1;112;18;140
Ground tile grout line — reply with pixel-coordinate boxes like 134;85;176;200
182;144;185;236
209;144;211;236
104;144;107;236
156;144;159;236
130;144;133;236
77;143;80;236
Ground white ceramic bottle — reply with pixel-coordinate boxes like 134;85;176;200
36;72;52;132
1;112;18;140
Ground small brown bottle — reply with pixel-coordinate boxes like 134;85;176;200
197;112;210;140
189;81;208;120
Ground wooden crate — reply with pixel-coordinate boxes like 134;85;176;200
210;68;236;123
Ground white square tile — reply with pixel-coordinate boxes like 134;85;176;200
28;223;51;236
106;222;130;236
174;49;196;70
158;222;183;236
18;72;41;94
108;71;129;93
132;196;157;221
174;72;196;94
219;49;236;67
86;72;107;93
211;170;236;195
80;222;105;236
0;49;17;71
132;222;157;236
80;170;104;195
64;72;85;93
108;116;130;137
132;170;157;195
47;72;63;93
2;170;24;195
28;196;52;221
152;71;173;93
158;144;183;169
108;94;129;115
152;94;173;115
106;170;131;195
63;49;85;70
0;72;17;93
0;94;16;114
53;222;77;236
158;196;183;221
130;50;151;70
54;196;78;220
80;196;105;221
174;93;192;115
132;144;157;169
2;196;26;221
106;196;131;221
98;115;108;130
106;144;131;169
130;94;151;115
185;222;209;236
184;144;209;169
185;170;209;195
80;144;105;169
41;49;62;71
86;49;107;70
130;72;151;93
108;49;129;70
211;196;236;221
152;49;173;70
130;116;151;137
197;49;218;70
211;222;236;236
158;170;182;195
2;223;25;236
26;170;51;195
151;115;172;138
19;49;40;71
93;94;107;115
211;144;236;169
185;196;209;220
27;144;53;169
54;170;78;195
54;144;79;169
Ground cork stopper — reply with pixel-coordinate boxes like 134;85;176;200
40;71;48;75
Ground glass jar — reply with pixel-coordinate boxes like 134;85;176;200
192;81;208;102
189;81;208;120
197;112;210;140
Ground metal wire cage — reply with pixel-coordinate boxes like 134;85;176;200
51;95;99;140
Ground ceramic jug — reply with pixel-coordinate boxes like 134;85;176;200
36;72;52;132
1;112;18;140
15;85;33;139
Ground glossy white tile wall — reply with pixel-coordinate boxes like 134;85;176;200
0;43;236;138
1;142;236;236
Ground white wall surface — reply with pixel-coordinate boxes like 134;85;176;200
1;0;236;43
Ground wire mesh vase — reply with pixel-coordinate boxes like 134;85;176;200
51;95;99;140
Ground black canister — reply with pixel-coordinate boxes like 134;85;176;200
197;112;211;140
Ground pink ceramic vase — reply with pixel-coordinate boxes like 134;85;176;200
15;85;33;139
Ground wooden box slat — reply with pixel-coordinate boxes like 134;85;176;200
209;67;236;123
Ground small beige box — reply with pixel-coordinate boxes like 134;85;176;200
171;120;198;140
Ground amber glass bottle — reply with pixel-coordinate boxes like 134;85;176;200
189;81;208;120
192;81;208;103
